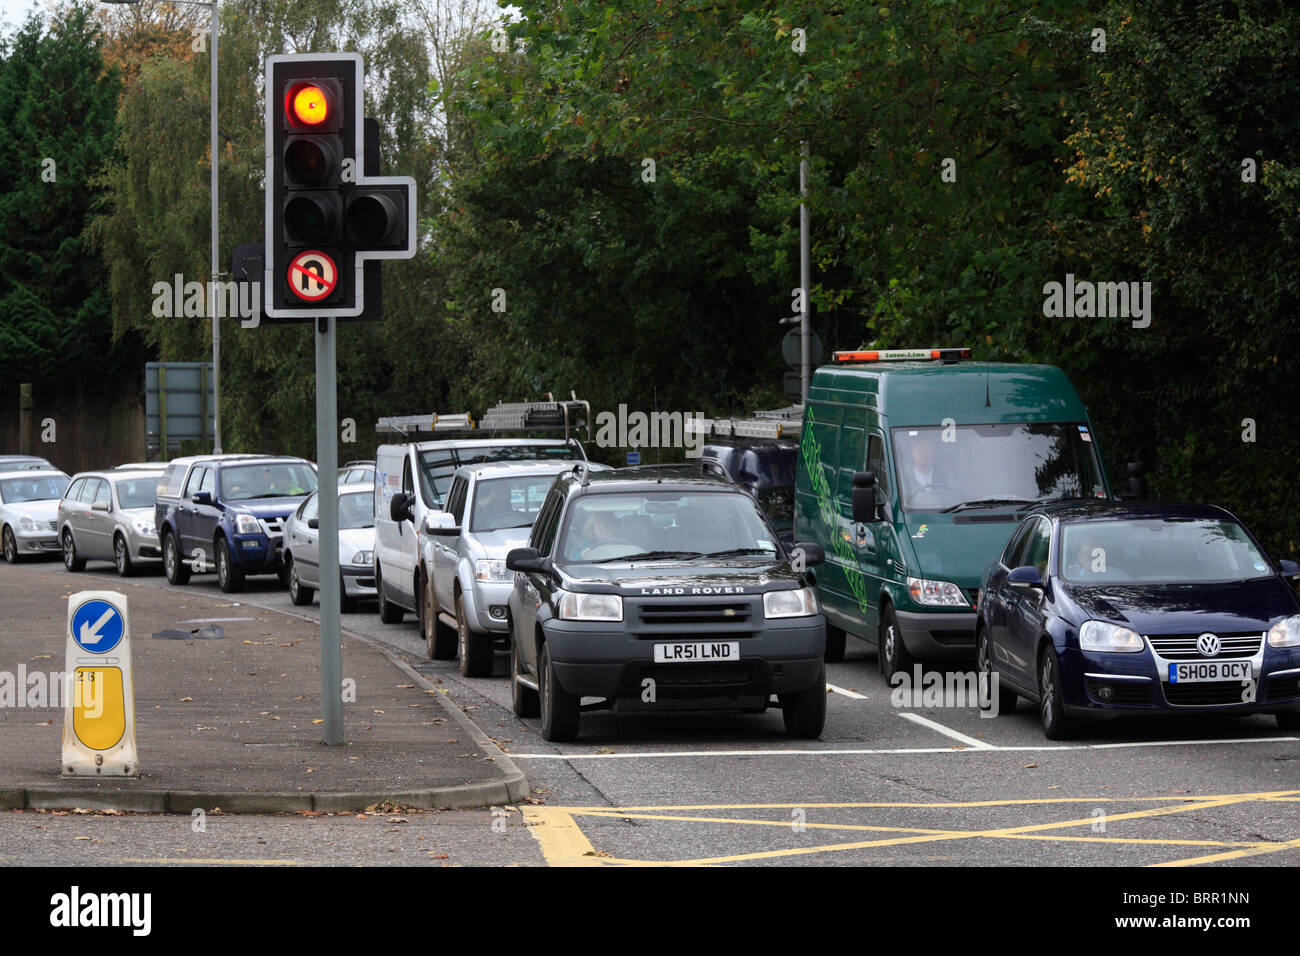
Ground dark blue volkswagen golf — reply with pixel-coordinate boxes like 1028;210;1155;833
976;501;1300;739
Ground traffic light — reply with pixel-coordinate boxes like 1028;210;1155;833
264;54;416;320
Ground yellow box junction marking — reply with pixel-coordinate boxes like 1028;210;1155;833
524;791;1300;867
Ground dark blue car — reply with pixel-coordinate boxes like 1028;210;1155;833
976;501;1300;738
155;454;318;593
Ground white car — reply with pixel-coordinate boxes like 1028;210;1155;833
282;483;376;611
1;469;71;562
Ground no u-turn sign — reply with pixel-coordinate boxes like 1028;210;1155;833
288;249;338;302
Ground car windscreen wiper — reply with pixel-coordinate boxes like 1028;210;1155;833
242;493;294;500
940;498;1038;513
592;550;704;563
703;548;776;559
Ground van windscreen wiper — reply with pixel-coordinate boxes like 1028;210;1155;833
940;498;1037;513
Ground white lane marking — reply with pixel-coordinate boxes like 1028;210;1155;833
509;736;1296;760
827;683;868;700
1088;736;1293;749
176;617;256;623
897;711;998;750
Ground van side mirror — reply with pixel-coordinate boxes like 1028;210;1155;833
389;492;411;522
506;547;550;574
851;470;879;523
1124;461;1147;500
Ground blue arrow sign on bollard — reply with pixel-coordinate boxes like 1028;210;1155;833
71;599;124;654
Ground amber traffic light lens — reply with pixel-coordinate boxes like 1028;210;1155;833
290;84;329;125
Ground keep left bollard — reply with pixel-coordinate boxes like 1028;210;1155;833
63;591;140;777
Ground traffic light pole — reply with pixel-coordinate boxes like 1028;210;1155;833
315;315;343;745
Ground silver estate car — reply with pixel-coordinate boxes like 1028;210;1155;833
422;460;611;676
59;467;166;576
283;482;377;611
1;469;71;561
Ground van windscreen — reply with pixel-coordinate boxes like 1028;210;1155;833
417;444;580;507
891;423;1106;513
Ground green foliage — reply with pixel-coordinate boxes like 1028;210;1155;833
0;5;136;383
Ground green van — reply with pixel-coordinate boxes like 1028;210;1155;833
793;348;1112;677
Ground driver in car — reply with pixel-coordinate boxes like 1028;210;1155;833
1065;534;1107;580
475;482;516;528
578;510;620;559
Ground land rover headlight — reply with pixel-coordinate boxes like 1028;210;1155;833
1079;620;1144;653
1268;615;1300;648
234;513;261;534
557;591;622;622
907;577;969;608
476;559;510;582
764;587;817;618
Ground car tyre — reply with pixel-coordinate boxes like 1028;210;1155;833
376;564;404;623
538;643;579;742
1038;645;1074;740
162;532;190;585
113;533;135;577
976;626;1017;714
457;591;492;677
61;530;86;572
287;555;314;606
2;525;19;564
510;628;540;718
215;537;245;594
339;575;358;613
824;622;847;663
879;604;913;681
779;666;827;739
423;584;456;660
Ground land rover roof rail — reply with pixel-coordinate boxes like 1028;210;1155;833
684;405;803;441
570;461;592;487
832;347;970;364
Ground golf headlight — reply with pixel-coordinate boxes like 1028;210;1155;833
18;516;37;532
764;587;817;618
133;519;155;536
352;550;373;566
907;577;969;607
1079;620;1144;653
476;559;510;582
1268;615;1300;648
235;513;261;534
557;591;622;622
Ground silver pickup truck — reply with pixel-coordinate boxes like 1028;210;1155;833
421;460;610;676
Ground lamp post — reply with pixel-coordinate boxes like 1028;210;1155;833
102;0;221;454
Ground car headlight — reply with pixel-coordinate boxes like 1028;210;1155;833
133;519;155;536
557;590;622;622
1079;620;1144;653
764;587;817;618
907;577;969;608
475;559;510;582
18;516;36;532
234;513;261;534
1268;615;1300;648
352;550;373;566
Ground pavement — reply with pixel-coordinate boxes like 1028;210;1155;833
0;562;528;813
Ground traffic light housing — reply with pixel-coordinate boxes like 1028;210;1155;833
264;53;416;319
